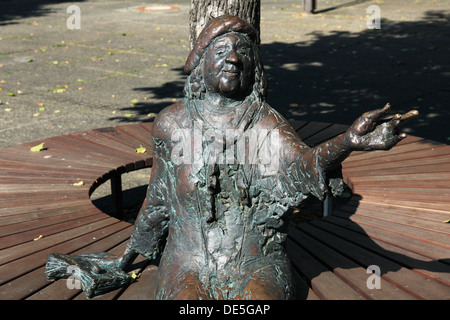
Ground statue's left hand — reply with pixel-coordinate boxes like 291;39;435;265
345;103;419;151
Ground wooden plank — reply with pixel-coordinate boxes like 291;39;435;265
115;124;154;147
303;124;348;147
347;172;450;183
94;127;153;154
296;122;332;142
292;270;320;300
69;130;151;168
340;200;450;222
0;203;97;226
358;197;450;213
328;210;450;260
0;218;120;265
297;222;450;299
0;226;133;300
0;196;90;214
0;151;114;174
344;139;446;163
343;163;450;178
43;136;137;172
352;190;450;205
0;207;100;237
0;221;131;287
0;170;98;183
288;227;417;299
310;218;450;287
0;199;93;219
138;122;154;133
343;154;450;173
332;211;450;250
288;120;309;132
348;178;450;190
117;264;158;300
2;146;118;173
55;134;148;169
0;160;103;178
0;213;109;250
286;238;365;300
94;127;154;167
0;188;86;202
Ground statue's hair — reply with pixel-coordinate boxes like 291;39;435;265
183;32;267;104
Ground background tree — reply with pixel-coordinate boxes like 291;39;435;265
189;0;261;48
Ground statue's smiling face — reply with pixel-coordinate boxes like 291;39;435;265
202;33;255;99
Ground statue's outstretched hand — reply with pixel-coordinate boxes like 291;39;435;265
345;103;419;151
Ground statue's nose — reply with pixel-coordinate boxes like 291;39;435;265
225;51;239;64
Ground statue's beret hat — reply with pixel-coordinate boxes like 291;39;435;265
184;15;257;74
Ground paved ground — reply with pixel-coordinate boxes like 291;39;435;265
1;0;449;210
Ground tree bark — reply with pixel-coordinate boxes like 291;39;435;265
189;0;260;49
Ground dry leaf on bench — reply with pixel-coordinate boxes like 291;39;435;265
135;145;147;154
30;142;45;152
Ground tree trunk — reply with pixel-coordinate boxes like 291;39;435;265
189;0;260;49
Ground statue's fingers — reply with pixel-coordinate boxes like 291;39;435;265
399;110;419;124
355;103;391;134
389;110;419;129
361;103;391;122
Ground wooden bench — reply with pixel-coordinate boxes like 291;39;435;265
0;121;449;300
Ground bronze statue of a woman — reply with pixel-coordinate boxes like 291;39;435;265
46;15;417;299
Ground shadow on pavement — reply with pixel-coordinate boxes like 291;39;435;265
0;0;86;25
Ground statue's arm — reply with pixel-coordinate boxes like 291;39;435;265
308;104;418;173
273;104;417;200
126;108;178;261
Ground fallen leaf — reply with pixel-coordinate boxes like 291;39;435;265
135;145;147;154
37;103;44;107
73;181;84;186
33;235;43;241
130;99;139;104
30;142;45;152
124;113;133;118
131;271;141;281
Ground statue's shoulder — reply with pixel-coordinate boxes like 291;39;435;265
152;101;188;140
256;102;294;133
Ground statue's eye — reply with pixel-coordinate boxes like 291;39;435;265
214;47;227;56
238;50;250;57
